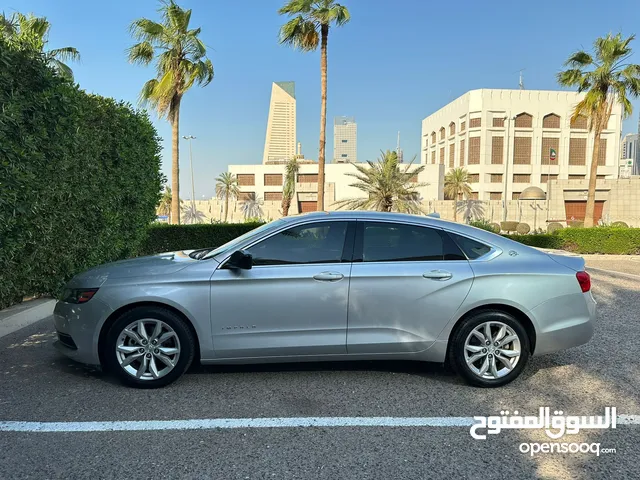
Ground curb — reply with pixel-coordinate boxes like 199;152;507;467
0;298;56;339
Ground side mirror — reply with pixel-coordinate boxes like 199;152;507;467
226;250;253;270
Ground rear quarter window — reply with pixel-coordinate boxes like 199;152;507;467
448;233;492;260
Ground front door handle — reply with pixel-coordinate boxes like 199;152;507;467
313;272;344;282
422;270;453;280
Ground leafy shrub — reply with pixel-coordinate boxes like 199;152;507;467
0;38;163;308
547;222;564;233
516;223;531;235
556;227;640;254
501;221;519;233
611;221;629;228
503;234;564;249
505;227;640;254
468;219;499;233
138;223;265;256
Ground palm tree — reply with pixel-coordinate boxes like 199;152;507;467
128;1;214;225
0;12;80;79
215;172;239;223
241;193;264;221
334;150;427;214
281;157;300;216
181;203;206;224
157;186;173;222
444;168;473;222
278;0;350;212
558;33;640;227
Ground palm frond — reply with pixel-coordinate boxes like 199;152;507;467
278;15;319;51
128;41;155;65
278;0;314;15
48;58;74;80
49;46;80;63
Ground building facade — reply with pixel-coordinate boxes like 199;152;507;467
262;82;297;164
421;89;623;201
228;161;443;216
333;116;357;163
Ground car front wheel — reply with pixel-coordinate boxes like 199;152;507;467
449;310;530;387
104;306;195;388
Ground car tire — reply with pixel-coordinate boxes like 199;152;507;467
104;306;196;389
448;310;530;388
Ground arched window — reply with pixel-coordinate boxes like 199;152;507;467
570;115;588;129
514;113;533;128
449;122;456;136
439;127;445;140
431;131;436;143
543;113;560;129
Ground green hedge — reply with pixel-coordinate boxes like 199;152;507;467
556;227;640;254
137;223;265;256
0;39;163;309
504;227;640;255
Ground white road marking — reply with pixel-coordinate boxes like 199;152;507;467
0;415;638;432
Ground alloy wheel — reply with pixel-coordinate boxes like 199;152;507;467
463;321;521;380
115;319;181;380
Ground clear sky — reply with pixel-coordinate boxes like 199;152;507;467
4;0;640;199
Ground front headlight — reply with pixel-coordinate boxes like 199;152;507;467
61;288;99;304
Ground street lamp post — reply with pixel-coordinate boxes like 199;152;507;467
182;135;196;213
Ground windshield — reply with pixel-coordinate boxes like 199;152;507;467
201;219;288;260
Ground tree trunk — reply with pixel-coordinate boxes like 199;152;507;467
317;24;329;212
584;103;612;227
453;192;460;222
224;194;229;223
584;130;601;228
170;98;182;225
282;195;290;217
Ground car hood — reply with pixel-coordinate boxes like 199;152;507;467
68;250;201;287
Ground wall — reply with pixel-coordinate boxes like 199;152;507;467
185;177;640;229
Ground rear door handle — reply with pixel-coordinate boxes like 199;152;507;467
422;270;453;280
313;272;344;282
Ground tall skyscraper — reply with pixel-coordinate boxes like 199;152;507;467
333;116;357;163
263;82;296;164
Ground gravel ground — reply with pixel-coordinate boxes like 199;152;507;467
0;270;638;480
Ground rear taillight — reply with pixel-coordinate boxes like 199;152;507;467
576;271;591;293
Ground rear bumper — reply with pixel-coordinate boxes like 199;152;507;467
531;291;596;356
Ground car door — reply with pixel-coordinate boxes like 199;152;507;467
210;220;355;358
347;220;474;354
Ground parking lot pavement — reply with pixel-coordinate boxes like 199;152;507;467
1;270;639;480
584;254;640;277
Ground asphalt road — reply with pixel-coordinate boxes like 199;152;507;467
1;269;639;480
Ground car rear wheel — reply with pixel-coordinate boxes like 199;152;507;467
104;306;195;388
449;310;530;387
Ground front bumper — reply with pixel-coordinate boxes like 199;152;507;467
531;291;596;356
53;297;114;366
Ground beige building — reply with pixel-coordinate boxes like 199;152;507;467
228;161;443;217
262;82;297;164
421;89;623;203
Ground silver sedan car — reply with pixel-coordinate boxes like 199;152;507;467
53;211;595;388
